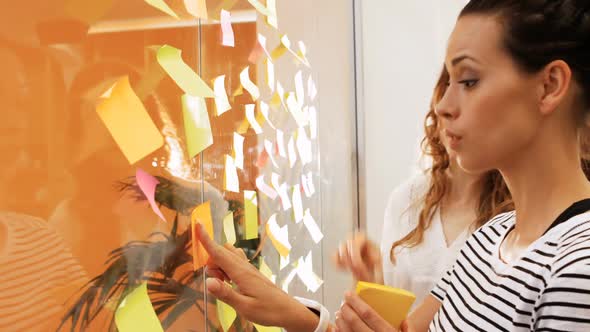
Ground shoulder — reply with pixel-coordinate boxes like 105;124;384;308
385;172;429;212
552;214;590;275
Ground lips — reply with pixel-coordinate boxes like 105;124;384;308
443;129;463;140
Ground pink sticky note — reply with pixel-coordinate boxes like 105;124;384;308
136;168;166;222
221;10;235;47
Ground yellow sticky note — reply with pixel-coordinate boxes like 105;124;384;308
184;0;208;19
253;324;282;332
247;0;272;16
65;0;115;24
157;45;215;98
182;94;213;158
259;257;276;284
265;0;278;29
265;214;291;257
356;281;416;329
240;67;260;101
217;299;237;332
96;76;164;164
191;201;214;270
224;155;240;193
244;190;259;240
144;0;179;18
213;75;232;116
115;283;163;332
223;212;236;245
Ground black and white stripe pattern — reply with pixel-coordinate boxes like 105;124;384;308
429;210;590;331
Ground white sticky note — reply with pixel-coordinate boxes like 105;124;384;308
258;33;272;58
292;185;304;224
303;209;323;243
266;59;275;92
233;133;245;170
260;101;276;129
240;67;260;101
213;75;231;116
301;174;312;198
264;139;279;168
309;106;318;140
224;155;240;193
286;93;307;127
280;254;290;271
277;183;291;211
223;212;236;245
256;175;278;200
296;128;312;165
288;135;297;168
281;267;297;293
265;0;278;28
245;104;263;134
276;82;286;109
295;70;305;107
296;252;323;293
306;171;316;195
276;129;287;158
220;9;235;47
308;75;317;101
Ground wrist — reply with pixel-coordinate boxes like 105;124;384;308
282;298;320;332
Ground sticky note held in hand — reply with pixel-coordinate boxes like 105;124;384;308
355;281;416;329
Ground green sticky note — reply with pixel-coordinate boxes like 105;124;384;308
216;299;237;332
223;212;236;245
253;324;282;332
182;94;213;158
157;45;215;98
244;191;259;240
115;283;163;332
144;0;179;18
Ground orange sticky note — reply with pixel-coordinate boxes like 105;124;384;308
96;76;164;164
191;201;214;270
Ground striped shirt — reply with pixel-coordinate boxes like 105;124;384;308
430;202;590;331
0;212;87;331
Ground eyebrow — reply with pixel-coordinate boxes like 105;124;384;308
450;55;479;67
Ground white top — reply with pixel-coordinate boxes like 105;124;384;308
380;173;469;307
430;207;590;331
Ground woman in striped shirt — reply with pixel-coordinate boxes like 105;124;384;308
194;0;590;331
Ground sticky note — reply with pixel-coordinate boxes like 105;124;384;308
287;135;297;168
220;9;235;47
96;76;164;164
270;37;288;61
280;254;290;271
65;0;115;24
254;324;282;332
248;34;268;64
259;257;276;284
217;299;237;332
292;185;304;224
266;59;275;92
184;0;208;19
271;174;291;210
136;169;166;222
303;209;323;243
265;214;291;257
296;252;323;293
256;148;269;169
296;40;311;67
115;283;163;332
281;268;297;293
244;191;259;240
256;175;278;200
276;129;286;158
245;104;263;134
296;128;312;165
308;75;317;101
240;67;260;101
191;201;214;270
157;45;214;98
286;93;307;127
213;75;231;116
259;101;275;129
356;281;416;329
182;94;213;158
295;70;305;107
309;106;318;140
247;0;272;16
265;0;278;29
223;212;236;245
144;0;179;18
233;133;245;169
224;155;240;193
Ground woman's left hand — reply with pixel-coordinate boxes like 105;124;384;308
335;292;398;332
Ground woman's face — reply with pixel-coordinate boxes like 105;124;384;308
436;14;543;174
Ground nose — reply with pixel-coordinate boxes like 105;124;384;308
434;88;459;121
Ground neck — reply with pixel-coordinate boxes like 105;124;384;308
500;126;590;242
446;158;484;206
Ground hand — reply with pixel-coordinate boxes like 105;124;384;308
194;224;320;332
335;292;414;332
332;233;383;283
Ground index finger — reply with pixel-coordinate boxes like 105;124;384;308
195;223;247;278
345;292;397;331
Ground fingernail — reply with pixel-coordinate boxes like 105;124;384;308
206;278;220;292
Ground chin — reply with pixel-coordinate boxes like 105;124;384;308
456;155;493;174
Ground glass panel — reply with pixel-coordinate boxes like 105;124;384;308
0;0;354;331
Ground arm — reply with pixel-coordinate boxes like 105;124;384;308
405;295;442;332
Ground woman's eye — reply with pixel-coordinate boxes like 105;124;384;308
459;79;478;88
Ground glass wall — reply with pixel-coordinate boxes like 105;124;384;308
0;0;357;331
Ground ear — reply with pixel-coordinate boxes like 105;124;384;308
538;60;572;115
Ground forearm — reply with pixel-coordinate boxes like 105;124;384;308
406;295;441;332
283;298;323;332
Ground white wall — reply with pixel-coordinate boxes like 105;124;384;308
359;1;468;241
